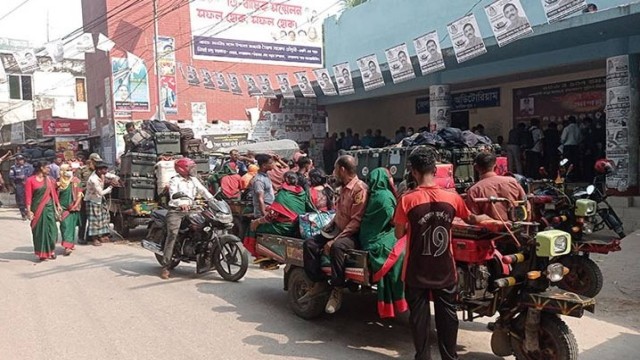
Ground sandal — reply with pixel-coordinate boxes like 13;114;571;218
50;253;57;260
92;239;102;246
253;257;271;264
259;261;280;271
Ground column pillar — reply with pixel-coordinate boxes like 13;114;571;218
429;85;451;131
605;55;639;192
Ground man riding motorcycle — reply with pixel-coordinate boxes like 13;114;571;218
161;158;213;279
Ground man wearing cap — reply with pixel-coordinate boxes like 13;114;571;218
85;160;118;246
10;155;34;220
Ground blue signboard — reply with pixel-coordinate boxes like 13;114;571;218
415;87;501;114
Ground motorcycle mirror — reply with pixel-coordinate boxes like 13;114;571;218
587;185;595;195
560;159;569;167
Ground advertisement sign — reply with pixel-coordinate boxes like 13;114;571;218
512;77;606;125
414;31;445;75
55;137;78;160
14;49;38;72
385;43;415;84
313;69;337;96
112;55;150;112
190;0;327;67
356;54;385;91
448;14;487;64
485;0;533;47
11;122;24;143
42;119;90;137
541;0;586;23
204;133;250;149
158;36;177;114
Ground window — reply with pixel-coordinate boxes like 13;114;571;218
8;75;33;100
96;105;103;119
76;78;87;102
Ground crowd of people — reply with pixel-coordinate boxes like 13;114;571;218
506;116;606;181
5;152;121;260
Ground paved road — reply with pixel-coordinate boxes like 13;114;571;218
0;208;638;359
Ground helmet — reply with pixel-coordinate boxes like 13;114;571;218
594;159;614;175
175;158;195;177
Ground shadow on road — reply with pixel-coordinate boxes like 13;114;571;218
0;246;38;263
579;332;640;358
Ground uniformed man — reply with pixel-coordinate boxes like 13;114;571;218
302;155;368;314
9;155;34;220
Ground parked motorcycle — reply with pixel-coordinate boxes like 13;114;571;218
141;193;249;282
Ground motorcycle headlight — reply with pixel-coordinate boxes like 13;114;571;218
546;263;566;282
535;230;572;257
575;199;597;217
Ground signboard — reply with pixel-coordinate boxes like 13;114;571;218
190;0;328;67
42;119;89;137
204;133;250;149
513;77;606;125
11;122;24;143
415;87;501;114
112;56;150;112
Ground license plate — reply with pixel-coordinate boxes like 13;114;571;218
545;203;555;210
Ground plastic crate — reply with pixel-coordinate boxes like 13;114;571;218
120;152;156;178
155;132;181;155
380;147;411;181
352;149;382;180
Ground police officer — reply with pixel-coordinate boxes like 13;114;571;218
9;155;34;220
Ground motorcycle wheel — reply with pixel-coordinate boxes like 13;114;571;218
155;253;180;270
511;314;578;360
213;235;249;282
287;267;328;320
557;257;603;298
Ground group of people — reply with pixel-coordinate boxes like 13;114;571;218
7;152;120;261
243;147;526;360
506;116;606;181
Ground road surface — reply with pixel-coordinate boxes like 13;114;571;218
0;208;638;359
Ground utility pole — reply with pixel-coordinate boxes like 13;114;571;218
152;0;164;120
46;9;50;42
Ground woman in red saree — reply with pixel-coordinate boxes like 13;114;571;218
25;161;62;261
57;164;83;255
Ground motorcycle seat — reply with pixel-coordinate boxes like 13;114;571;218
532;195;554;204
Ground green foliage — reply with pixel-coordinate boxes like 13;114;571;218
344;0;368;9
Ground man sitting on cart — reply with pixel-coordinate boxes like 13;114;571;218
160;158;214;280
302;155;368;314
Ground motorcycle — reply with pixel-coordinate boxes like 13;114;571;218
255;196;595;360
141;193;249;282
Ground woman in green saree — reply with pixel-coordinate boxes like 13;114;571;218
25;161;61;261
359;168;408;318
244;171;314;269
57;164;83;256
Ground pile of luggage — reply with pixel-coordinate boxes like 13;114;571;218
344;127;506;193
115;120;211;202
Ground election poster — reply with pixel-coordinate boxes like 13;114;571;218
201;68;216;89
14;49;39;73
485;0;533;47
332;62;355;96
189;0;330;67
76;33;95;53
46;40;65;63
294;71;315;98
228;73;243;95
186;65;200;86
448;14;487;64
257;74;276;98
216;72;230;92
414;31;445;75
606;55;630;88
606;87;630;110
111;55;150;112
385;43;415;84
243;74;262;96
158;36;177;114
277;73;296;99
541;0;586;23
313;68;337;96
357;54;385;91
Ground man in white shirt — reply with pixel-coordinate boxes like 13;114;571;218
161;158;213;279
85;161;120;246
561;116;582;174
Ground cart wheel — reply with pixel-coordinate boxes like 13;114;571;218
112;212;130;238
287;267;328;320
557;256;603;298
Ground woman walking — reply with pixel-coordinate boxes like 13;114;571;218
25;161;61;261
58;164;83;255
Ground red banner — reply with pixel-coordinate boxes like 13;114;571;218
42;119;89;137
